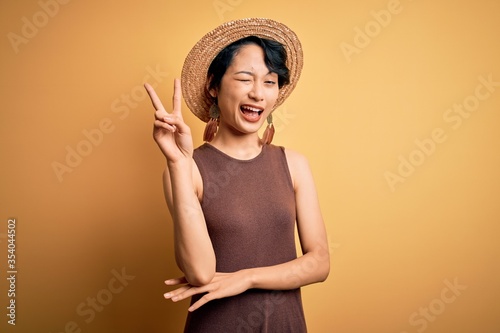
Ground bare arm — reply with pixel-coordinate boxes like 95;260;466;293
163;159;215;286
246;148;329;289
146;79;215;286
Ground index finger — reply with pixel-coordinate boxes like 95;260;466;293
172;78;182;116
144;82;165;112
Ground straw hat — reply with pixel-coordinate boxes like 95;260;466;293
181;18;303;123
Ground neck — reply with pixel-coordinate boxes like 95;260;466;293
209;125;264;160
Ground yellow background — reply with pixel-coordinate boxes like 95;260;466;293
1;0;499;332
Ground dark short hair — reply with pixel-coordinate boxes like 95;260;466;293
206;36;290;98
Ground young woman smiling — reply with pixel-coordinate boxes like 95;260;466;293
145;18;329;333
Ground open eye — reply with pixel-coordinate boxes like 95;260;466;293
264;72;279;86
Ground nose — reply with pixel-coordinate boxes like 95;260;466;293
248;82;264;101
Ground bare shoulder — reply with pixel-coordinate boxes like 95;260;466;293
283;147;309;169
283;147;313;190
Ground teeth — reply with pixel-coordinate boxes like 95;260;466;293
241;105;262;112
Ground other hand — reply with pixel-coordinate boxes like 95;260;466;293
163;271;252;312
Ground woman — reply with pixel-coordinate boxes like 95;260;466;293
145;18;329;332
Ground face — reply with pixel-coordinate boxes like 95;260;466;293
211;44;279;136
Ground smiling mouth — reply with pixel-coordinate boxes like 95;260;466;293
240;105;264;116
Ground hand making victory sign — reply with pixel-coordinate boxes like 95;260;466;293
145;79;193;162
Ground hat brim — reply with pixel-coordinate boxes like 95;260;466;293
181;18;303;123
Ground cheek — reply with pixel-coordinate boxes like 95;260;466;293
217;88;234;106
219;83;245;102
217;90;242;115
222;92;241;107
267;89;279;106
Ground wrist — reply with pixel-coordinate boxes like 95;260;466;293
166;156;192;170
165;158;193;188
242;268;257;289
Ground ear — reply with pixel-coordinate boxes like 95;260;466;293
209;88;217;98
206;75;217;98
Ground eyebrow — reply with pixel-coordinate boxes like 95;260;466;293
234;70;275;76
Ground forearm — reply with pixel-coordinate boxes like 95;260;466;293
246;246;330;290
165;159;215;286
162;245;329;311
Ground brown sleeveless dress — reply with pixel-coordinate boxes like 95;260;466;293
184;143;307;333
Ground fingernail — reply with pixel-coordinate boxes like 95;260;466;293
172;296;178;302
164;293;171;298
